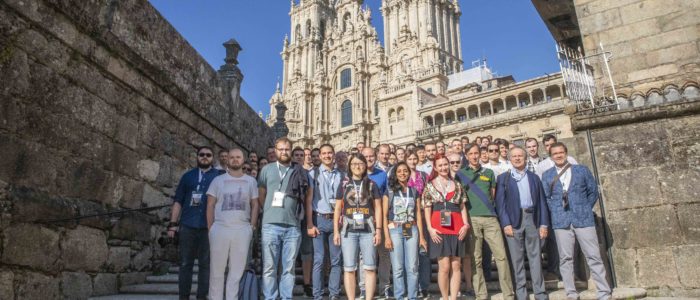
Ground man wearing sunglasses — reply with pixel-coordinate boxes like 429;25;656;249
483;144;509;177
169;146;225;300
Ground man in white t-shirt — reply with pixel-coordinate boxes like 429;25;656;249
206;148;260;300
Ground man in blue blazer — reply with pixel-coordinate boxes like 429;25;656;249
541;142;611;300
496;146;550;300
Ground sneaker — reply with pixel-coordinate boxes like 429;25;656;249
462;289;476;297
418;289;430;299
358;289;366;299
304;284;313;298
384;286;394;299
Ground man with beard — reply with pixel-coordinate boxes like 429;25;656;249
206;148;260;300
258;137;313;300
417;143;437;174
169;146;224;300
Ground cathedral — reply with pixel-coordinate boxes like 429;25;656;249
268;0;572;150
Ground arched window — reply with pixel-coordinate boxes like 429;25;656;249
340;68;352;89
341;100;352;127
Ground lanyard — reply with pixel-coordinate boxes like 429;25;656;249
196;169;206;191
353;179;363;209
397;187;410;208
434;178;451;210
277;162;291;192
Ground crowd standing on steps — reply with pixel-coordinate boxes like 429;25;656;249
167;134;611;300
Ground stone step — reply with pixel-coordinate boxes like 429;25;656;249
90;295;181;300
168;266;198;274
488;287;646;300
120;283;190;295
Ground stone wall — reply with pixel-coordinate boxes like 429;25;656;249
0;0;274;298
570;96;700;297
574;0;699;97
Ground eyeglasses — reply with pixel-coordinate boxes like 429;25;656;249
488;149;499;153
198;153;213;157
242;167;251;171
449;161;461;165
350;163;366;167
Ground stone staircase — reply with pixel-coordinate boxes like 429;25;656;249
90;258;648;300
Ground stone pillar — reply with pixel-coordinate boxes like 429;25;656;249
455;15;462;62
417;0;426;43
442;4;449;54
446;7;454;58
383;6;391;54
436;2;443;49
393;5;400;47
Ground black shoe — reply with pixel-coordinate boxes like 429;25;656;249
418;289;430;299
384;286;394;299
304;284;313;298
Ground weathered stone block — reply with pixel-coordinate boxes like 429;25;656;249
107;247;131;272
595;140;672;173
131;246;152;271
16;272;60;300
627;63;680;83
619;0;685;25
611;248;638;287
62;225;109;272
638;247;681;288
61;272;93;300
120;178;145;209
607;205;683;248
0;270;13;300
1;223;60;271
142;184;169;207
110;213;152;242
677;203;700;243
577;7;623;33
119;272;148;287
10;187;76;222
600;167;663;211
673;245;700;288
658;167;700;205
156;156;176;188
137;159;160;182
92;273;117;296
75;199;111;229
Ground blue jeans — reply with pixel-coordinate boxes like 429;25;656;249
178;226;210;299
341;231;377;272
418;221;431;291
261;223;301;300
312;215;342;299
389;226;420;300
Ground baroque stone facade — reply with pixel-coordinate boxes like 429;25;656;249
268;0;574;149
0;0;273;298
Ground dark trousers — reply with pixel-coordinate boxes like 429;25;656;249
179;225;210;299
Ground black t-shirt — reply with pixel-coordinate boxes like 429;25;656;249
336;177;381;220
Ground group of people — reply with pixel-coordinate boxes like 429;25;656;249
167;134;612;300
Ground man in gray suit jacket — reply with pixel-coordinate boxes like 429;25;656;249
541;142;612;300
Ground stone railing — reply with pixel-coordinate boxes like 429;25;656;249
425;100;567;136
416;125;441;139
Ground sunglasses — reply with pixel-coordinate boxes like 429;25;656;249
198;153;213;157
488;149;499;153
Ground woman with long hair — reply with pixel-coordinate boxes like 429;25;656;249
382;162;428;300
422;154;470;300
333;153;383;300
405;150;432;297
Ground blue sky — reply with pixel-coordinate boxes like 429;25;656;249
149;0;560;116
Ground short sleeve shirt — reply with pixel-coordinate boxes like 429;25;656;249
421;180;467;208
456;166;496;217
385;187;418;223
207;173;258;226
336;178;381;220
257;163;299;226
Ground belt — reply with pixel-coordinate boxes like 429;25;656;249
314;212;334;219
522;207;534;213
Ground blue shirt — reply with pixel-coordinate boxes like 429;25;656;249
309;164;343;214
368;167;388;195
510;168;533;209
173;167;224;228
